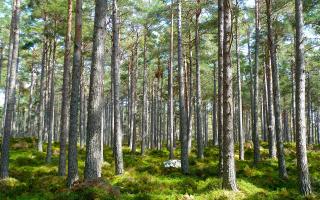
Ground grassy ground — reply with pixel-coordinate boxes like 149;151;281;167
0;138;319;200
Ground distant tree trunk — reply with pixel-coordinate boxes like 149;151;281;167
177;0;189;174
266;0;288;179
262;64;268;142
131;34;138;153
222;0;237;191
235;0;244;160
291;62;296;142
37;23;48;153
46;36;57;163
141;27;148;155
294;0;312;195
212;66;218;146
112;0;124;175
0;44;3;84
59;0;72;176
195;0;204;159
0;0;20;179
265;52;276;158
167;0;174;159
67;0;82;187
85;0;107;180
27;53;36;136
252;0;261;165
217;0;224;175
187;30;193;154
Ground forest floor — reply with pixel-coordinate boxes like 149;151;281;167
0;138;319;200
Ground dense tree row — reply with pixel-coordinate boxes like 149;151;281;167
0;0;320;196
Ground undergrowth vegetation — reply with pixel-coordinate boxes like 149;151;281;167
0;138;319;200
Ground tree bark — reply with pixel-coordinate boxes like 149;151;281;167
112;0;124;175
222;0;237;191
195;0;204;159
235;0;244;160
0;0;20;179
59;0;72;176
177;0;189;174
266;0;288;179
67;0;82;187
85;0;107;180
294;0;312;195
252;0;261;165
217;0;224;175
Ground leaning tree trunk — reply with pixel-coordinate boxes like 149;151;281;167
112;0;124;175
177;0;189;174
85;0;107;180
0;0;20;179
294;0;312;195
67;0;82;187
59;0;72;176
195;0;204;159
266;0;288;179
222;0;237;191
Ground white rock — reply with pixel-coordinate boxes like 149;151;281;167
163;159;181;168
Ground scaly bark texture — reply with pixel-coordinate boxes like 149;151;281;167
294;0;312;195
252;0;261;165
265;0;288;179
177;0;189;174
59;0;72;176
195;0;204;159
0;0;20;179
85;0;107;180
67;0;82;187
217;0;224;176
168;0;174;159
112;0;124;175
222;0;238;191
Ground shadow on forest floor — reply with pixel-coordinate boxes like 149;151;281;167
0;138;319;200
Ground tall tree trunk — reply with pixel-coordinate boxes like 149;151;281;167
0;0;20;179
46;36;57;163
59;0;72;176
252;0;261;165
67;0;82;187
141;27;148;155
294;0;312;195
212;66;218;146
217;0;224;175
177;0;189;174
235;0;244;160
222;0;237;191
195;0;204;159
112;0;124;175
37;22;48;153
265;52;276;158
85;0;107;180
27;53;36;136
266;0;288;179
168;0;174;159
